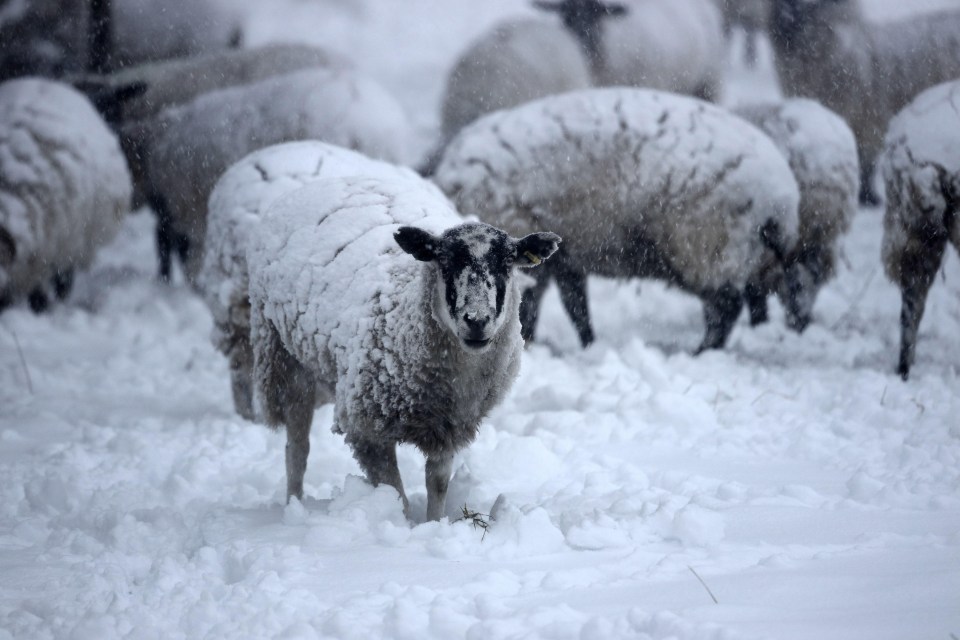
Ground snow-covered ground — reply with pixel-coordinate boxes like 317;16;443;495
2;1;960;639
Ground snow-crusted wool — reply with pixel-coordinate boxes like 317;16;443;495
879;80;960;380
735;98;859;331
768;0;960;204
138;67;413;282
433;86;801;351
421;18;591;174
201;141;433;421
247;176;559;520
0;78;132;310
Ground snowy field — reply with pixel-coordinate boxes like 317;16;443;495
3;1;960;639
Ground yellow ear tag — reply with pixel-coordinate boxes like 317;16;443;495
523;251;541;266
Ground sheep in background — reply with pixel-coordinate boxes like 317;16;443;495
767;0;960;205
102;66;413;282
247;176;560;519
201;141;432;421
715;0;770;67
433;87;801;352
0;78;132;311
420;18;592;175
533;0;726;101
734;98;860;331
880;80;960;380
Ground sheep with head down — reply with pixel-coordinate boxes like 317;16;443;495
247;175;560;520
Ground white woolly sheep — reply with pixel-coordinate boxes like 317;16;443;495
0;77;132;311
118;67;414;282
879;80;960;380
421;17;592;175
534;0;726;101
768;0;960;205
734;98;860;331
247;176;560;519
201;141;432;421
433;87;802;352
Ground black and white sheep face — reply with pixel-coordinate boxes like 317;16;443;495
395;222;560;351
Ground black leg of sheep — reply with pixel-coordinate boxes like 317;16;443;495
896;234;947;380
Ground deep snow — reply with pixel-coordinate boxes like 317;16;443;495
2;1;960;639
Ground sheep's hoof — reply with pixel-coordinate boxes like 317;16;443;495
897;363;910;381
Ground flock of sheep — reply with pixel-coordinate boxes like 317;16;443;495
1;0;959;520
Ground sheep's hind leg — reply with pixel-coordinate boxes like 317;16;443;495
519;267;551;343
52;268;74;300
425;452;454;522
348;436;408;515
896;233;946;380
696;284;743;353
744;279;769;326
554;259;594;347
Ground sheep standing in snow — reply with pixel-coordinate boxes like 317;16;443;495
105;67;413;282
879;80;960;380
247;176;560;519
534;0;726;101
421;18;592;175
767;0;960;205
201;141;431;421
734;98;860;330
0;78;132;311
433;87;802;352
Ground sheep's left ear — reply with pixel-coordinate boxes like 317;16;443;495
395;226;440;262
514;232;561;268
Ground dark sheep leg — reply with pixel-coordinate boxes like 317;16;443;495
896;234;946;380
696;284;743;353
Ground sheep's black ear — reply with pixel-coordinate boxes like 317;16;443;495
0;224;16;267
604;2;628;17
74;78;148;126
514;232;561;268
395;226;440;262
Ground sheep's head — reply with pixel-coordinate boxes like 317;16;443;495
396;222;560;351
770;0;857;46
778;246;833;333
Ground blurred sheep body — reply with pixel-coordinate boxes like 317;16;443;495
735;98;860;330
768;0;960;204
0;78;132;311
433;87;802;351
131;67;413;282
422;18;592;174
879;80;960;380
247;176;559;519
201;141;430;421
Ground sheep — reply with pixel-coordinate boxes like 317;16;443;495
433;87;802;352
420;17;592;175
879;80;960;380
246;175;560;519
767;0;960;205
201;141;432;421
106;66;413;283
714;0;770;67
533;0;726;101
734;98;860;331
0;77;132;312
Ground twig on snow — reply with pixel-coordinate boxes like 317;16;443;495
456;504;491;541
688;566;719;604
4;325;33;395
831;270;877;331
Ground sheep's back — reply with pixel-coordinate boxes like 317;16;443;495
435;87;799;291
0;78;131;298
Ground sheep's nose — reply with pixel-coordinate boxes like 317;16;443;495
463;312;490;334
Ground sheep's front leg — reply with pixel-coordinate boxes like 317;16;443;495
425;452;454;522
696;284;743;353
348;436;408;514
744;279;769;326
897;234;946;380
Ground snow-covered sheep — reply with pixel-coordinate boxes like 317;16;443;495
734;98;860;331
110;0;243;69
201;141;431;421
247;176;560;519
768;0;960;205
0;77;132;311
119;67;413;282
433;87;802;351
879;80;960;380
421;17;592;175
534;0;726;101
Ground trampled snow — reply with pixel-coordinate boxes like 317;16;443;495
2;1;959;639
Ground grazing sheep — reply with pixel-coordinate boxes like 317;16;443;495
0;77;132;311
433;87;802;352
767;0;960;205
111;67;413;282
735;98;860;331
247;176;560;519
879;80;960;380
201;141;431;421
420;18;592;175
534;0;726;101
